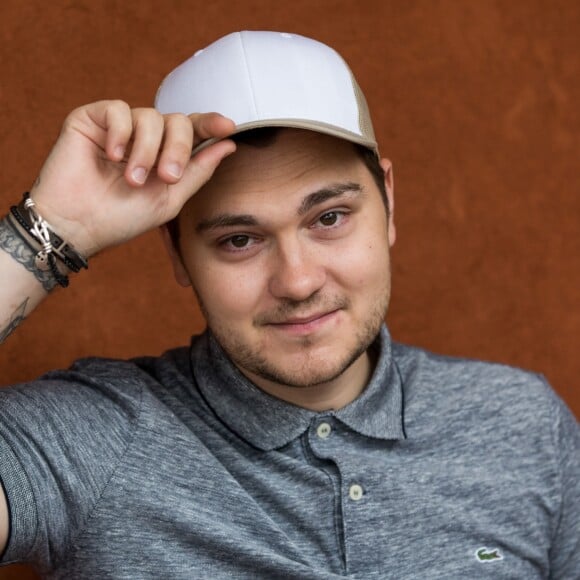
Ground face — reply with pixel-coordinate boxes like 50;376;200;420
168;129;396;409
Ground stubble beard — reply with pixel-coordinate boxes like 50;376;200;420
194;287;390;390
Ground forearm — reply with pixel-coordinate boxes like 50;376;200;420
0;216;56;344
0;102;237;345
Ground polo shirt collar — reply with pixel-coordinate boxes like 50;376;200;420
191;324;406;451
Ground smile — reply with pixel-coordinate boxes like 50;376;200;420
268;310;341;336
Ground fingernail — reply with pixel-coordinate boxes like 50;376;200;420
167;163;182;178
132;167;147;184
114;145;125;160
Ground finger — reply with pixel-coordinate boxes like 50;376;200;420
124;108;165;186
102;101;133;162
65;100;133;162
189;113;236;147
156;114;194;183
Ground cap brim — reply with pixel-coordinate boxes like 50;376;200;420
192;118;378;156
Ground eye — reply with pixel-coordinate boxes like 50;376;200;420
218;234;260;253
315;210;348;229
229;235;251;248
319;212;339;226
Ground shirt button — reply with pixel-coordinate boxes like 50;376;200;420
349;484;364;501
316;422;332;439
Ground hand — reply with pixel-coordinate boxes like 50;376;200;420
28;100;236;257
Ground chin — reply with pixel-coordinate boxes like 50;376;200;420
234;337;371;389
247;364;349;389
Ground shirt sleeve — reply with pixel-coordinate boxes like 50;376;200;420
546;383;580;579
0;359;143;572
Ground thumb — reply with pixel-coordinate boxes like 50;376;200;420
173;139;237;208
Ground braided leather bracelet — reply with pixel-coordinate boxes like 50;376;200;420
9;193;89;287
7;210;69;287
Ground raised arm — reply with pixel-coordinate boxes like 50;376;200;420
0;101;236;556
0;100;236;345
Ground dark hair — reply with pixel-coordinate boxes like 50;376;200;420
167;128;388;249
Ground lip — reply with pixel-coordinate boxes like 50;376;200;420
268;309;341;335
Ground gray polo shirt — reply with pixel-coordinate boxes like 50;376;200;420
0;326;578;578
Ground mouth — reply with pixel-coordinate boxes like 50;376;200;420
266;309;342;335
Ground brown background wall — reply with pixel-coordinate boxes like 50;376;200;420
1;0;578;577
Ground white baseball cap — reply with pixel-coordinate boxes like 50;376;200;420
155;31;378;155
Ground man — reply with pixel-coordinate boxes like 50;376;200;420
0;31;578;579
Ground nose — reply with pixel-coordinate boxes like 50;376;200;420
268;239;326;302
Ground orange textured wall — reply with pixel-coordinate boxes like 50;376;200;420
1;1;578;577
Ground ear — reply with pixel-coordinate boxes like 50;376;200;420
159;225;192;288
380;158;396;247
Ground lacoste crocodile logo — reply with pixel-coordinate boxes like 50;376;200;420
475;547;503;562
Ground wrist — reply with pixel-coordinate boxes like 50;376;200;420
7;193;89;288
0;216;60;292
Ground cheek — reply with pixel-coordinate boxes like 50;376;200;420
354;250;390;290
189;259;268;322
332;227;391;289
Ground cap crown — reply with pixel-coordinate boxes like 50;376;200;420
155;31;377;153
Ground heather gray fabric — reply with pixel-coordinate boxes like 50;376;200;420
0;325;578;579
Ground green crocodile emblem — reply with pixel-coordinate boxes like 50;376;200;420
476;547;503;562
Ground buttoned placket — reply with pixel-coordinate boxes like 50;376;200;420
307;416;370;575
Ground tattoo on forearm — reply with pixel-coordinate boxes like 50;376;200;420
0;217;56;291
0;297;29;344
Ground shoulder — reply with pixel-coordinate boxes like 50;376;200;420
0;343;193;436
391;341;570;441
392;340;554;403
390;341;579;510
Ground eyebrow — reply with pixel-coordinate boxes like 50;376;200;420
297;182;363;215
195;214;258;233
195;182;363;233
